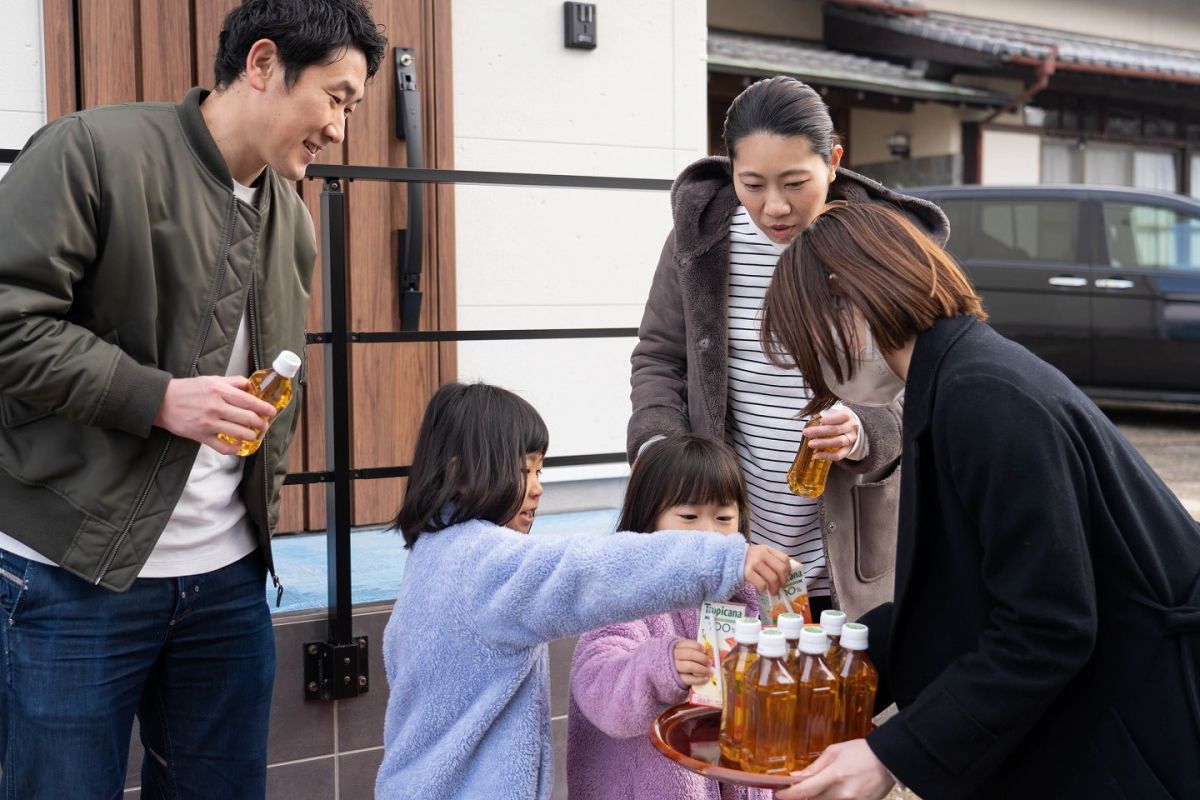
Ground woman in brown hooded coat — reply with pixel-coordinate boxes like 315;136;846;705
628;76;949;620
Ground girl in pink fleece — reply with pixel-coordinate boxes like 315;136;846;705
567;434;772;800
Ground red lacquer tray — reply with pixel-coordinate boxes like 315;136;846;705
649;703;797;789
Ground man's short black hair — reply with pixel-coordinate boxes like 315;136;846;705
214;0;387;89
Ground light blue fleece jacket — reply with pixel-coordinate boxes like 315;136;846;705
375;519;749;800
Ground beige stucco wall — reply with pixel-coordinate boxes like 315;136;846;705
922;0;1200;52
707;0;822;38
980;129;1041;185
850;103;965;165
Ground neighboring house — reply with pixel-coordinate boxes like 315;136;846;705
709;0;1200;195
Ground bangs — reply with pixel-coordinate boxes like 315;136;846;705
618;434;751;537
519;403;549;456
656;452;744;511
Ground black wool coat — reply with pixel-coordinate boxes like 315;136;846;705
862;316;1200;800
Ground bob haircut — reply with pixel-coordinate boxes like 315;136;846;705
393;382;549;548
617;433;751;540
760;202;987;419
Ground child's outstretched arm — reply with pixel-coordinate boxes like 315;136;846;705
470;527;788;651
569;621;690;739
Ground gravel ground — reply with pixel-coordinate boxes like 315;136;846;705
1102;403;1200;520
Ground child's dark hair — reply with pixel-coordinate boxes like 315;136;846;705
214;0;388;89
394;382;549;547
618;434;751;539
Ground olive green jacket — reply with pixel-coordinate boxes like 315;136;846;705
0;88;315;591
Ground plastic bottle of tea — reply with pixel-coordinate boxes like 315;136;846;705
777;612;805;676
793;625;839;768
719;617;760;762
787;416;833;498
216;350;301;456
741;629;797;775
833;622;879;742
820;609;848;669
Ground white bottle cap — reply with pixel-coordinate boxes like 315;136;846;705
272;350;302;379
734;617;762;645
799;625;828;655
840;622;869;650
758;629;787;658
777;612;805;640
820;609;847;636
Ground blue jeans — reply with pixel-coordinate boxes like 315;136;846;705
0;548;275;799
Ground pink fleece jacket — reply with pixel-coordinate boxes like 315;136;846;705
566;584;771;800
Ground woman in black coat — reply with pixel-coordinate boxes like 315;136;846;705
760;202;1200;800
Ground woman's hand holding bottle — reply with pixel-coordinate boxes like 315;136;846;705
801;407;861;462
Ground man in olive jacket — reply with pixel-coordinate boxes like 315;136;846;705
0;2;384;797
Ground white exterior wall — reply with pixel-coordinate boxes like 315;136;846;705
452;0;708;482
0;0;45;179
980;130;1041;185
923;0;1200;52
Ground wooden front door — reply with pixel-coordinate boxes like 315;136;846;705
42;0;456;531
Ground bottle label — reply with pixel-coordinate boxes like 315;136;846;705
688;600;748;708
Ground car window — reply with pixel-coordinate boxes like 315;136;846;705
972;200;1080;262
937;199;971;261
1103;202;1200;271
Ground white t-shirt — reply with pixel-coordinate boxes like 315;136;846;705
0;180;262;577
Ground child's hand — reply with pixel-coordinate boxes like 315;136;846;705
744;544;792;595
673;640;713;686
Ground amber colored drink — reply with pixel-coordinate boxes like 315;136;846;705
793;626;839;768
719;619;760;762
833;622;879;742
741;631;797;775
787;417;833;498
216;350;301;457
820;609;848;670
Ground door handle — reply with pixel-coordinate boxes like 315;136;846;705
395;47;424;332
1048;276;1088;287
1094;278;1135;290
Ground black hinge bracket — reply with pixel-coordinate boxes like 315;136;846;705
304;636;369;701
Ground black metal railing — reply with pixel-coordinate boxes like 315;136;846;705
295;163;669;700
1;146;672;701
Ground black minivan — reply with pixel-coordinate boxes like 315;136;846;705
908;185;1200;404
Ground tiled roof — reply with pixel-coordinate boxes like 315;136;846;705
827;2;1200;80
708;29;1008;105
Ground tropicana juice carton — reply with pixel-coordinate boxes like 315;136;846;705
688;600;749;708
758;558;812;626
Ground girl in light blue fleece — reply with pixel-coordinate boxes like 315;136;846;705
375;383;791;800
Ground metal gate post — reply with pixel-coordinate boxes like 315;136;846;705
304;178;369;701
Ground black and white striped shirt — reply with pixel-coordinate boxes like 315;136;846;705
725;206;829;596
